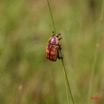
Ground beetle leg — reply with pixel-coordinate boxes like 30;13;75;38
58;55;63;59
57;50;63;59
57;45;63;60
59;37;62;40
58;56;63;59
58;44;62;50
58;33;61;36
57;33;61;37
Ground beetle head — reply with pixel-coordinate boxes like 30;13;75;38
51;32;62;40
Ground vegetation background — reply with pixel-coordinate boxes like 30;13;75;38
0;0;104;104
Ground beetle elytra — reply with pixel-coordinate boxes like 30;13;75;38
46;31;63;61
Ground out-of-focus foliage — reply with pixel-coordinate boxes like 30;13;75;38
0;0;104;104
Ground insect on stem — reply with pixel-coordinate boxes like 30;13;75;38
46;0;75;104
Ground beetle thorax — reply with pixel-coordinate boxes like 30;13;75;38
49;36;59;45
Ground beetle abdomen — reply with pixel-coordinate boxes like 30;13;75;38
46;44;58;61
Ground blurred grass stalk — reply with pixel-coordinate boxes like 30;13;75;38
61;57;75;104
46;0;75;104
87;0;104;104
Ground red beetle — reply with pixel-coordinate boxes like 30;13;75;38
46;31;63;61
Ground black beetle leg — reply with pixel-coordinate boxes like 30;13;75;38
57;33;61;37
58;55;63;59
57;45;63;60
59;37;62;40
58;33;61;36
58;44;62;50
57;50;63;59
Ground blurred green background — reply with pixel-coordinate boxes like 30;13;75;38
0;0;104;104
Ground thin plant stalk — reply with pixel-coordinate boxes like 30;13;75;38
60;51;75;104
47;0;56;33
46;0;75;104
87;0;104;104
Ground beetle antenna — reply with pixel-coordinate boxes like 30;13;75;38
52;31;55;36
52;31;54;33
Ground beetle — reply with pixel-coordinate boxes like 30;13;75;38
46;31;63;61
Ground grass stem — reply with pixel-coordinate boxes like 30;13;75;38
61;56;75;104
47;0;56;33
46;0;75;104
